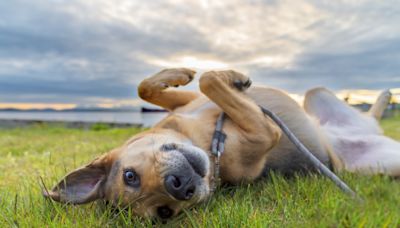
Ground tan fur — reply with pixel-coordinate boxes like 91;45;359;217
47;68;397;219
139;70;286;182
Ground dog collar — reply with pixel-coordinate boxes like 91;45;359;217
210;112;227;192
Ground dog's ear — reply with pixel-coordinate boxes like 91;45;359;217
44;153;114;204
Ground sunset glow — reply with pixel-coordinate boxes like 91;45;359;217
0;103;77;110
145;56;230;70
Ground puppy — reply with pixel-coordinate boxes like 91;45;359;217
45;68;400;219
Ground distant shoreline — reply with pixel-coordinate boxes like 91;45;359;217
0;119;143;129
0;108;140;112
0;107;168;113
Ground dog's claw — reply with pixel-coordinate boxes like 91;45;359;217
244;79;252;88
233;79;252;91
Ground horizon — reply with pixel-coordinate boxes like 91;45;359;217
1;0;400;108
1;88;399;111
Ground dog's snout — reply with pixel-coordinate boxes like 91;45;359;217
164;175;195;200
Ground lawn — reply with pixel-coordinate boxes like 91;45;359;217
0;117;399;227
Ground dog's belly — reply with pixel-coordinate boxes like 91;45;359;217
325;127;400;176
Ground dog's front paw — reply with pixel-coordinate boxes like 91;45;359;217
201;70;251;91
155;68;196;88
378;89;392;103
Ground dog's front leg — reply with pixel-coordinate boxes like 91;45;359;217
138;68;200;111
199;70;282;181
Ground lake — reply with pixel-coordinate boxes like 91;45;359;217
0;111;168;127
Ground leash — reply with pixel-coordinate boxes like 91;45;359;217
210;106;359;199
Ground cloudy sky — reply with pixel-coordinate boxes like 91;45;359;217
1;0;399;108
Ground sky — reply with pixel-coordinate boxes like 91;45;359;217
0;0;400;109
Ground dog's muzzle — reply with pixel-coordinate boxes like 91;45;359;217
160;143;210;201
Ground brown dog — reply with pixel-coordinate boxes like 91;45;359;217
45;68;400;219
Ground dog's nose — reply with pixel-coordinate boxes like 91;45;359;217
164;175;196;200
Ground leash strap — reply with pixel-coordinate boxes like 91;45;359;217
259;106;358;199
210;106;359;199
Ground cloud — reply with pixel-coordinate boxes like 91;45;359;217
0;0;399;106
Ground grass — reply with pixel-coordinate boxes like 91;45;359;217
0;117;400;227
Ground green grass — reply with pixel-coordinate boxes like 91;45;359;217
1;118;400;227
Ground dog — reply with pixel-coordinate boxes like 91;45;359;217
44;68;400;219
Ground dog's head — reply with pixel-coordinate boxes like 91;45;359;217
44;131;212;219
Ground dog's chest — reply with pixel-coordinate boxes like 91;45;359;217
156;98;244;154
156;98;269;182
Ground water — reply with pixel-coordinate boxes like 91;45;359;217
0;111;168;127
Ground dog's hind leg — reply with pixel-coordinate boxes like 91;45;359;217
138;68;200;111
304;87;382;135
304;87;364;126
368;90;392;120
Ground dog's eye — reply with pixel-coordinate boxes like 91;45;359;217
123;170;140;188
160;143;177;151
